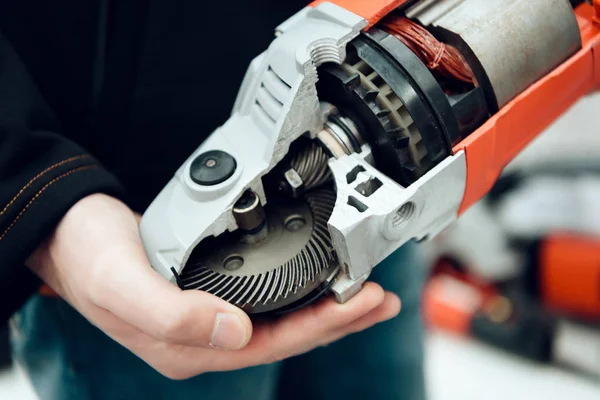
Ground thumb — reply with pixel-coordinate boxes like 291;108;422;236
89;243;253;350
31;193;252;350
125;214;251;349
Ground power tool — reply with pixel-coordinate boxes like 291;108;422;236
140;0;600;315
423;255;600;379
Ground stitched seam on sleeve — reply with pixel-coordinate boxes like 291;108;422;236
0;154;91;217
0;165;98;242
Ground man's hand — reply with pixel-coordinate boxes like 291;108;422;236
26;194;401;380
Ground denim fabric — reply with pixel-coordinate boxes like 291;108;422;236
10;243;427;400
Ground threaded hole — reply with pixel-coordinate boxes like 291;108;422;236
309;40;343;67
393;202;415;228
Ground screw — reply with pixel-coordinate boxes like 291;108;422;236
223;255;244;271
284;215;306;232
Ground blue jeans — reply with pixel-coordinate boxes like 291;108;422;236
10;244;427;400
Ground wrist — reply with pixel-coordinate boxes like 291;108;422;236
25;193;125;282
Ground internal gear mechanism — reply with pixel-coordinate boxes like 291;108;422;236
180;187;337;314
178;109;369;314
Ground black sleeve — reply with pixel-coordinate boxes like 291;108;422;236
0;31;124;323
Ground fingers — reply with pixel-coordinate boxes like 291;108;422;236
88;285;401;380
82;305;210;380
327;291;401;342
207;282;390;370
87;242;252;350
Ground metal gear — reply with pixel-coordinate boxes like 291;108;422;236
290;141;333;191
179;187;337;314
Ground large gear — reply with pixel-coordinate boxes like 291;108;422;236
179;187;337;314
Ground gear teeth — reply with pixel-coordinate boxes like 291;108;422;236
332;51;427;185
344;74;361;89
179;188;337;313
347;75;413;183
364;90;379;102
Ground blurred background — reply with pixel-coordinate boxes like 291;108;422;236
422;91;600;399
1;93;599;400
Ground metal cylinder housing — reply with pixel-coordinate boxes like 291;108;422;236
406;0;582;110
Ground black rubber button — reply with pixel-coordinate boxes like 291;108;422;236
190;150;237;186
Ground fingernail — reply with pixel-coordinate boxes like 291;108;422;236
210;313;248;350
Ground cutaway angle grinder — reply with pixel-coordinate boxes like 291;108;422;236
140;0;600;314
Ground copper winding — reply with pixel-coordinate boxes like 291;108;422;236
380;16;476;85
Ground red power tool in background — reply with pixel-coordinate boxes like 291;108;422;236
424;163;600;379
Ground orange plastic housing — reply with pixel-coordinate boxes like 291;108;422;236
309;0;409;29
454;2;600;214
539;234;600;320
422;275;476;335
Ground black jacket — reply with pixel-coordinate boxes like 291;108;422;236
0;0;307;322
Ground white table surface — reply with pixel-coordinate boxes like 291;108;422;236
426;331;600;400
